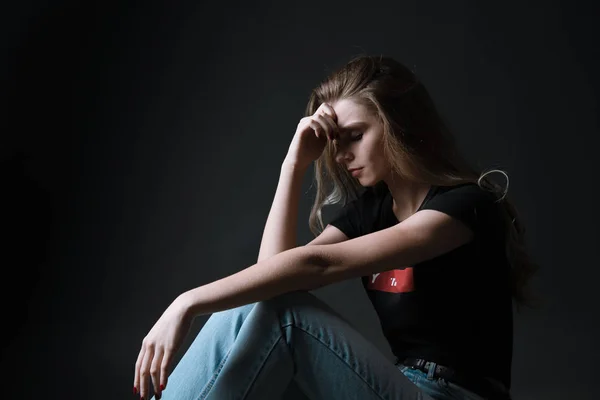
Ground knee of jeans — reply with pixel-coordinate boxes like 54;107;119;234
261;290;346;329
207;292;311;328
208;302;256;326
259;290;318;311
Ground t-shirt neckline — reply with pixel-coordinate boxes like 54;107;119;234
387;184;438;223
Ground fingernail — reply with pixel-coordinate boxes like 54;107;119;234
133;387;137;394
160;384;165;390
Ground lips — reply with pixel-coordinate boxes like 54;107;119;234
350;168;363;177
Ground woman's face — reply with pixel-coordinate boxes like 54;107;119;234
330;98;390;186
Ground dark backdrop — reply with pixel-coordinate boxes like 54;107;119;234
2;1;598;399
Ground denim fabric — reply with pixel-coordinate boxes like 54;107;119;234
396;365;489;400
153;290;490;400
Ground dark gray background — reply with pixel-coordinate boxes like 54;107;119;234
2;1;598;399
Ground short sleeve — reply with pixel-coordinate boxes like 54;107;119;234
420;183;498;234
327;192;369;239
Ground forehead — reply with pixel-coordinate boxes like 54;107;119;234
329;98;374;126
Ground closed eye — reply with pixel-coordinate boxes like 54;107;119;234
333;133;363;149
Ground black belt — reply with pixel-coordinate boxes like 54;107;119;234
400;358;512;400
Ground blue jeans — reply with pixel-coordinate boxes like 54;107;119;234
396;365;488;400
155;290;487;400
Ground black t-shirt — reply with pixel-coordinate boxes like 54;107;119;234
328;181;513;388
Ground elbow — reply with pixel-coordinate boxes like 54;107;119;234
297;245;338;291
298;245;333;291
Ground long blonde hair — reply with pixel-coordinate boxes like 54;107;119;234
306;54;540;311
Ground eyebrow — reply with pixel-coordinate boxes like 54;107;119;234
337;121;368;135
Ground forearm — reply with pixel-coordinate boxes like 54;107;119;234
181;245;328;317
257;162;306;262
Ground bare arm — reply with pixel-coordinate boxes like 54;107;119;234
183;245;324;316
256;161;306;262
180;209;472;318
257;101;339;261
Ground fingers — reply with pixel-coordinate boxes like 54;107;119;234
140;343;155;400
316;102;338;122
308;117;333;141
160;350;174;394
150;347;164;399
318;113;339;138
317;103;339;140
134;344;145;395
135;343;173;399
302;102;338;142
310;113;338;141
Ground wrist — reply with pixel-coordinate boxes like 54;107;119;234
175;291;198;319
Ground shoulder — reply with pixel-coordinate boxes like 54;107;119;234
327;183;386;239
422;182;501;234
428;182;498;208
435;182;495;198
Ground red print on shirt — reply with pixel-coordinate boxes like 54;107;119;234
366;268;415;293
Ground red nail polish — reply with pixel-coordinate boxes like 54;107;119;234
160;384;165;390
133;387;137;394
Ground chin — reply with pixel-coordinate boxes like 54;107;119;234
356;171;380;187
356;177;377;187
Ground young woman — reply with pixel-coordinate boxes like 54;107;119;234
133;55;538;400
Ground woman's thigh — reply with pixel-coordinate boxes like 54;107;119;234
166;290;433;400
245;290;431;400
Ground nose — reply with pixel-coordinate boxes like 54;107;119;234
334;142;353;165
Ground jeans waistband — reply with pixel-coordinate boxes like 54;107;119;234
398;357;512;400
